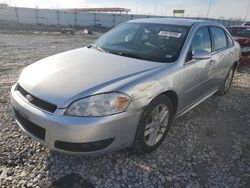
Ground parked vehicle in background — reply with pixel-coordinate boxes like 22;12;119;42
228;25;250;72
242;22;250;26
11;18;241;155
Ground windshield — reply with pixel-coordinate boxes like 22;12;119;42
227;27;250;38
93;22;190;63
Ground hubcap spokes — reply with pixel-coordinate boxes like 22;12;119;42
144;104;169;146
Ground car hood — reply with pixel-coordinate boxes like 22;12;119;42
18;47;166;108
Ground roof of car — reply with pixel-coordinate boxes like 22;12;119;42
128;18;204;26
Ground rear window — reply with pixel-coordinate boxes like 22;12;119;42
210;27;227;51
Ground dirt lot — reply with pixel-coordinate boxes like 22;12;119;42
0;31;250;188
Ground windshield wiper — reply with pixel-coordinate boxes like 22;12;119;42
109;50;158;61
87;44;106;52
87;47;167;62
109;51;144;59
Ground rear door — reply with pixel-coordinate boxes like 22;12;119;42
208;26;233;88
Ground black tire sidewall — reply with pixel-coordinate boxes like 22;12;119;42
224;67;235;93
134;95;174;153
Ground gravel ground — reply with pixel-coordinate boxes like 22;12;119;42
0;31;250;188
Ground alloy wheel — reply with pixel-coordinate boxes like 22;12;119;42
144;104;169;146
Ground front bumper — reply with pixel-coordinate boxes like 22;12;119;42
10;84;141;155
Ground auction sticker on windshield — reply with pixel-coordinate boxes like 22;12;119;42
158;31;182;38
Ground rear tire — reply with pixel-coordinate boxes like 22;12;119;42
133;95;174;154
216;66;235;96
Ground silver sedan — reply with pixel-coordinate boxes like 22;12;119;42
11;18;241;155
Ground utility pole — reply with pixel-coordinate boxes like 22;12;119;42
244;0;250;21
206;0;213;18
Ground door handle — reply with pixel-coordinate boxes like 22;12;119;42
209;60;216;65
229;52;234;56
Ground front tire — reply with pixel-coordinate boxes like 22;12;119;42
133;95;174;154
216;66;235;96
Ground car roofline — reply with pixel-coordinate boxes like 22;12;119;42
127;18;227;28
128;18;202;27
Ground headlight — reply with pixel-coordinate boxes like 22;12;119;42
65;93;131;117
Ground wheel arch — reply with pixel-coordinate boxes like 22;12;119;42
137;89;179;126
141;89;179;116
161;90;179;116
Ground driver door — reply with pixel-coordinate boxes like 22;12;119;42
181;26;213;109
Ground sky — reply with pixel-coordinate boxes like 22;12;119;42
1;0;250;20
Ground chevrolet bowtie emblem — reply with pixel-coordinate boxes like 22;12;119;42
26;94;33;102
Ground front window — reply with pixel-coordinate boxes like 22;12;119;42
227;27;250;38
93;22;190;63
191;27;212;53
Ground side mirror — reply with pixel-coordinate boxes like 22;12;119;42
192;49;211;59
